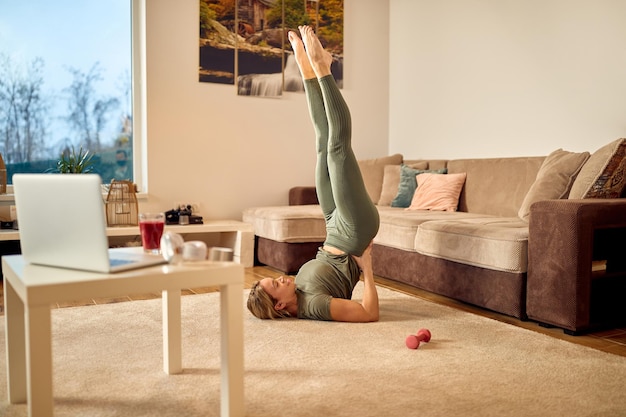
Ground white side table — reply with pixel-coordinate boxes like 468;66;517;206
2;249;245;417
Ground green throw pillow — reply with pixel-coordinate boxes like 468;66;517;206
391;165;448;208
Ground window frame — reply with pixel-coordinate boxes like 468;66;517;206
132;0;147;194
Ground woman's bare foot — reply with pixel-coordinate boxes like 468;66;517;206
288;31;316;80
298;25;333;78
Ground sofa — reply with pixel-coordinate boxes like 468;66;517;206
243;138;626;334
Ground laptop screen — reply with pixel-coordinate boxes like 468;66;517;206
13;174;113;272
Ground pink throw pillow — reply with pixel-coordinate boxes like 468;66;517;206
407;173;467;212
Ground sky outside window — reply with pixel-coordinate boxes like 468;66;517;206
0;0;132;183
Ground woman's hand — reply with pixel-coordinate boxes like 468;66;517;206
353;241;373;272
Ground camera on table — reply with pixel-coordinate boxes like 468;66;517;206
165;204;203;225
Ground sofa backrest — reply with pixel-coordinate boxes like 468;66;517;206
447;157;545;217
359;155;545;216
404;159;448;171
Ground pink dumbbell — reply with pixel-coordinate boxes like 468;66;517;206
405;328;432;349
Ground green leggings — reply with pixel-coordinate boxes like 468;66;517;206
304;75;379;256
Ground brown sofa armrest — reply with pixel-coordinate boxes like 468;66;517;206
289;186;318;206
527;198;626;333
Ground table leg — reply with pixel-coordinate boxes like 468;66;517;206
162;289;182;374
220;281;244;417
5;278;26;404
234;230;254;267
25;304;54;417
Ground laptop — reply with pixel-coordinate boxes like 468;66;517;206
13;173;167;273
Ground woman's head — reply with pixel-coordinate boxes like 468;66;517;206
247;276;296;319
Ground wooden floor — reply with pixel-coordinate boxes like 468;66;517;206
1;265;625;357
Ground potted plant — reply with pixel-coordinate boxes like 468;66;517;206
56;146;95;174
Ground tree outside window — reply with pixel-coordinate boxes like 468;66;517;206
0;0;133;186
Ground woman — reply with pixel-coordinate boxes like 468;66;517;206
247;26;380;322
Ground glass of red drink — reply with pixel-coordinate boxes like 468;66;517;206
139;213;165;254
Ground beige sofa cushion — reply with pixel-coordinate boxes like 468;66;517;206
568;138;626;199
447;157;544;217
406;159;448;170
415;217;530;273
242;205;325;242
517;149;590;221
358;154;403;204
375;207;492;251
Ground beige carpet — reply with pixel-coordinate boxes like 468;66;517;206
1;284;626;417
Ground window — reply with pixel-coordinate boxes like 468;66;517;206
0;0;145;191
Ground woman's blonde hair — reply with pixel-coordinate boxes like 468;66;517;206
247;280;291;319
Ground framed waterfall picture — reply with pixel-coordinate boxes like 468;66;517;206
199;0;343;98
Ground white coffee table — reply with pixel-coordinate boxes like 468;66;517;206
2;249;245;417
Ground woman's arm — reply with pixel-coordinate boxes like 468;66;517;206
329;242;379;322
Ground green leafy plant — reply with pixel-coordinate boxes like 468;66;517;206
56;146;95;173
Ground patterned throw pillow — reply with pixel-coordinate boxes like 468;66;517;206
568;138;626;199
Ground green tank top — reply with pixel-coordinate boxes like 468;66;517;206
295;248;361;320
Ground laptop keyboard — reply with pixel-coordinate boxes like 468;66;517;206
110;258;137;267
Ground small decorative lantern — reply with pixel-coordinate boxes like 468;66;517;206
106;180;138;226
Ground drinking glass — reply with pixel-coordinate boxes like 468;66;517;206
139;213;165;254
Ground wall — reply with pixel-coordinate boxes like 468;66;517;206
143;0;626;222
142;0;390;219
389;0;626;159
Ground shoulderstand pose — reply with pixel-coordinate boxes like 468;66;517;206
247;25;380;322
